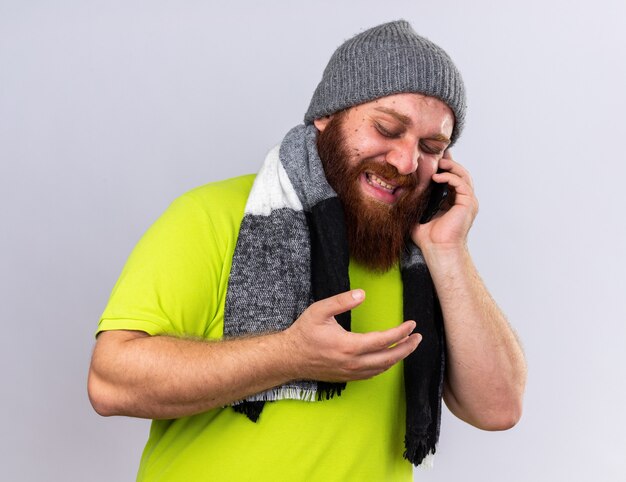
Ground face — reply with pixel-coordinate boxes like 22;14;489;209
315;93;454;271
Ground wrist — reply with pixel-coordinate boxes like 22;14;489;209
421;244;478;306
421;242;470;267
272;328;302;382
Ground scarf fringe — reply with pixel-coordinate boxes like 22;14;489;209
232;383;346;405
232;401;264;422
316;382;346;400
234;387;319;404
417;452;435;469
403;435;437;468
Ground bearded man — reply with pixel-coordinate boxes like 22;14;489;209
88;20;527;482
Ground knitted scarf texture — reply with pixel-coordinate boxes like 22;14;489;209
223;124;446;467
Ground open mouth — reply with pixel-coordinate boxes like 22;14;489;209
365;172;399;193
361;172;403;204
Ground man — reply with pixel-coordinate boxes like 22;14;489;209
88;20;527;481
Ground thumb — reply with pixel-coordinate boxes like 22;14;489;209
311;289;365;319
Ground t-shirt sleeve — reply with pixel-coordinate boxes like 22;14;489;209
97;192;229;338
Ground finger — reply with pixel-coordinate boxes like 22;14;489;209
438;156;474;189
431;172;478;217
311;289;366;319
432;171;473;199
355;334;422;373
351;320;417;355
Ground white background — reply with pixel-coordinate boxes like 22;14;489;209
1;1;625;480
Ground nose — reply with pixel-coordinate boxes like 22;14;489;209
384;140;419;175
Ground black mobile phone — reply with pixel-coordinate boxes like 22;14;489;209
419;172;449;224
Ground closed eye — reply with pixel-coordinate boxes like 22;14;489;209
420;142;444;155
375;123;403;139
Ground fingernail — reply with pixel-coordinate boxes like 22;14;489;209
351;289;364;301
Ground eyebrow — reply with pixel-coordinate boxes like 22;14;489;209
373;107;413;126
427;133;451;144
373;107;451;144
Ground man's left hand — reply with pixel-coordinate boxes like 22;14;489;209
411;150;479;251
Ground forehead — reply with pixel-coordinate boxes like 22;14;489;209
349;92;455;136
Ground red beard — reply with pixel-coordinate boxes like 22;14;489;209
316;112;432;272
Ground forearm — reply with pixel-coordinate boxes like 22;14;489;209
422;245;527;430
88;330;295;419
88;291;420;420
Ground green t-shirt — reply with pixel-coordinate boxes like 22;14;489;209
98;174;413;482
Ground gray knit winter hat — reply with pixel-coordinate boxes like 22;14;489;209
305;20;467;145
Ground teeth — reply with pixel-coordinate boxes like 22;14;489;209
368;174;395;191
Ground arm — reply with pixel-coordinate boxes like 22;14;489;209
412;152;527;430
88;289;421;419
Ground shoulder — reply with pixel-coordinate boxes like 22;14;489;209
183;174;257;207
179;174;255;223
163;174;256;253
130;174;256;264
170;174;256;231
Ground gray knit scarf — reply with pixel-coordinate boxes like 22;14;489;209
223;124;446;467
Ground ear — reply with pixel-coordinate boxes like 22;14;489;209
313;115;333;132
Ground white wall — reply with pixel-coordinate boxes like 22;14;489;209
1;1;625;480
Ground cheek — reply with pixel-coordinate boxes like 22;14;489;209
417;158;439;187
345;130;388;159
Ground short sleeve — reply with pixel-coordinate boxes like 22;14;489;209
97;176;253;338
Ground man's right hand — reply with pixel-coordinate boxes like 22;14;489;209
88;289;420;420
284;289;421;382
